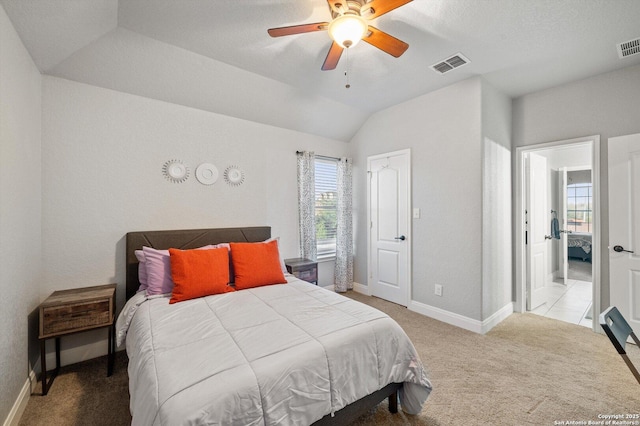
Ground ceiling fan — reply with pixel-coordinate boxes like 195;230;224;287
268;0;412;71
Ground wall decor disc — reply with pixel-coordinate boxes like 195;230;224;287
162;160;189;183
195;163;219;185
224;166;245;186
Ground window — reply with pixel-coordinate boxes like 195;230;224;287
315;158;338;258
567;182;592;233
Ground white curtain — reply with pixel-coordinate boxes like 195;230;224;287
297;151;317;260
334;158;353;292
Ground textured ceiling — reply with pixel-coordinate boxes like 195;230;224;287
3;0;640;141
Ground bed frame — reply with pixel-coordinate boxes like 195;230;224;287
125;226;401;425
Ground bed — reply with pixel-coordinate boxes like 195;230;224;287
118;226;432;425
568;232;592;262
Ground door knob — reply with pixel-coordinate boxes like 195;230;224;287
394;235;406;241
613;245;634;253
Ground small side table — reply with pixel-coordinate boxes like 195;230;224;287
38;283;116;395
284;258;318;285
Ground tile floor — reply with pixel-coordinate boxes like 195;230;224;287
531;278;593;328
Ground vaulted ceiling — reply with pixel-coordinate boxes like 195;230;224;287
3;0;640;141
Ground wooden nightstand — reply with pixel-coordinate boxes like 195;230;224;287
38;283;116;395
284;258;318;284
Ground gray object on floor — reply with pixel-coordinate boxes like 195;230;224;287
599;306;640;384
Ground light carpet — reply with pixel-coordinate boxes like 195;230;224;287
19;291;640;425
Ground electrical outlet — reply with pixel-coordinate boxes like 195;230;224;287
435;284;443;297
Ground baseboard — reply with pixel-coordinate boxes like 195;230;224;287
481;303;514;334
408;301;483;333
408;300;513;334
3;370;36;426
322;282;369;294
352;281;370;295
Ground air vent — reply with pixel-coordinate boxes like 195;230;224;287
617;37;640;59
431;53;471;74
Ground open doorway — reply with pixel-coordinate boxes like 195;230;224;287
515;136;601;331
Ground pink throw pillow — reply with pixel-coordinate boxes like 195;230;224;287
142;244;229;295
135;250;148;291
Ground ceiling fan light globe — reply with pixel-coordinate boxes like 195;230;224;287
328;14;368;48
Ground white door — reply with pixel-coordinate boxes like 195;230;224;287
527;152;548;310
368;150;411;306
608;133;640;332
559;167;568;285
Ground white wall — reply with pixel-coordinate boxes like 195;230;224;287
40;76;349;365
351;77;484;320
351;77;513;326
513;63;640;308
0;6;42;423
568;169;591;185
481;81;512;320
49;27;367;142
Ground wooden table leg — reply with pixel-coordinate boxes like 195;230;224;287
55;337;60;371
388;391;398;413
40;340;48;396
40;338;60;395
107;323;115;376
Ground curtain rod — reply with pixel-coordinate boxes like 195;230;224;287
296;151;342;161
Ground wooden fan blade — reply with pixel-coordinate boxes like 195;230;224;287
321;42;344;70
363;0;412;19
268;22;329;37
363;26;408;57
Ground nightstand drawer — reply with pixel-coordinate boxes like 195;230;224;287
295;268;317;283
284;258;318;285
42;299;111;336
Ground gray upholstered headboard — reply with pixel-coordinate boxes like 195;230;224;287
125;226;271;300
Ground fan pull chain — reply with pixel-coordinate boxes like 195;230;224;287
345;49;351;89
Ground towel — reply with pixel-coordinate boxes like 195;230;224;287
551;217;561;239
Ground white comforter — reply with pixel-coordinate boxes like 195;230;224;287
118;277;432;425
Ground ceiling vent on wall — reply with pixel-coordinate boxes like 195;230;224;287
430;53;470;74
617;37;640;59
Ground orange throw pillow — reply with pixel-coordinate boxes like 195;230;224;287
230;240;287;290
169;247;234;304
